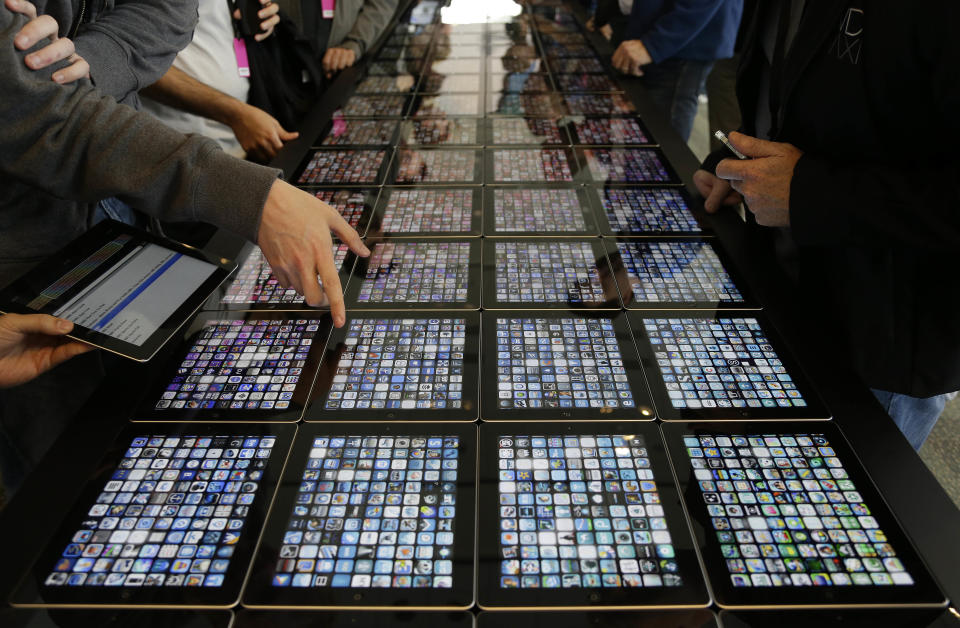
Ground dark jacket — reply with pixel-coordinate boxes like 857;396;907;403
703;1;960;397
624;0;743;63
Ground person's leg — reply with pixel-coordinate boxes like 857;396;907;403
871;388;949;451
640;58;713;142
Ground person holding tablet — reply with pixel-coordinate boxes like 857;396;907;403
692;1;960;450
0;314;91;389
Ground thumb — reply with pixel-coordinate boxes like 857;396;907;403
4;313;73;336
729;131;781;158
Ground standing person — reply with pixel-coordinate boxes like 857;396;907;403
693;1;960;450
610;0;744;142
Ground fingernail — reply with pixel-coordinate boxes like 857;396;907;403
57;318;72;331
335;315;345;327
53;73;64;83
15;35;27;47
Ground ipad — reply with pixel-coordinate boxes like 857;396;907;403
488;73;553;94
235;610;475;627
353;75;416;94
305;313;480;421
398;118;482;145
556;73;623;92
242;424;476;608
629;311;830;421
540;33;588;45
564;94;636;116
487;56;544;76
366;60;411;76
485;117;570;146
447;44;486;57
478;611;718;628
487;93;567;117
338;95;408;118
390;148;482;184
296;149;389;186
545;44;598;59
426;57;484;74
344;239;481;309
662;421;947;608
485;148;579;183
318;118;399;147
579;148;681;184
721;608;959;628
409;93;484;117
482;187;597;236
418;72;483;93
482;240;619;309
0;609;231;628
134;312;332;422
588;186;710;236
10;423;295;608
0;220;233;362
570;117;655;146
549;57;605;73
477;423;708;608
480;313;654;420
370;187;482;237
204;242;357;311
311;188;378;235
605;239;758;310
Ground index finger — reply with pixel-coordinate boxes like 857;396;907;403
6;0;38;19
715;158;752;182
316;246;346;327
14;13;58;50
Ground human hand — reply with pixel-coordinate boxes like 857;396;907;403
322;46;357;78
599;23;613;41
585;16;595;32
693;169;743;213
7;0;89;84
257;180;370;326
611;39;651;76
231;0;279;41
714;132;804;227
229;103;299;162
0;314;93;388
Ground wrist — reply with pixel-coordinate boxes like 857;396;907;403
222;99;252;129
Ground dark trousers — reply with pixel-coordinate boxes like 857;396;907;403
641;57;714;142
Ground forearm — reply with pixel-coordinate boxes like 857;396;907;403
141;66;247;129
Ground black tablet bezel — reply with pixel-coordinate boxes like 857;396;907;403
397;117;484;146
483;147;581;184
476;610;719;627
10;423;296;608
484;117;571;146
0;220;234;363
576;148;682;185
314;118;401;148
661;421;947;609
0;608;234;628
476;422;709;608
388;148;484;185
567;116;657;147
344;238;482;311
294;148;392;187
482;186;598;237
481;239;620;310
235;610;476;627
202;241;359;312
602;238;761;310
242;423;477;609
628;311;830;421
480;311;655;421
132;312;333;422
408;92;486;117
369;187;483;238
586;185;713;237
304;311;480;421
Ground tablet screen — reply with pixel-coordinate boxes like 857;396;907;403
426;58;483;74
419;73;483;93
594;187;703;235
487;241;611;307
298;150;387;185
410;93;483;117
488;73;551;94
555;73;621;92
564;94;635;116
581;149;676;184
489;118;567;145
354;76;414;94
350;241;478;307
571;118;651;145
393;149;480;184
376;188;479;235
489;149;575;183
550;58;604;73
399;118;480;145
320;119;398;146
488;188;590;234
313;189;375;233
339;95;407;117
488;93;566;117
614;240;746;307
219;244;350;307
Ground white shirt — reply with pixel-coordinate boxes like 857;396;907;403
141;0;250;157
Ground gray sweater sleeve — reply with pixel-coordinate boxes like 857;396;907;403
72;0;199;101
338;0;397;56
0;7;278;243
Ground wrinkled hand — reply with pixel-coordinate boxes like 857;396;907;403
611;39;651;76
322;46;357;78
7;0;89;84
231;0;279;41
257;180;370;326
693;169;743;213
0;314;93;388
229;103;299;162
715;132;803;227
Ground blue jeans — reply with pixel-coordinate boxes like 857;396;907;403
641;57;714;142
93;196;139;226
871;389;950;451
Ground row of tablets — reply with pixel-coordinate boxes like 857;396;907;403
12;422;944;609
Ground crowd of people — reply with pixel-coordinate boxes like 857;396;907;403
1;0;958;509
